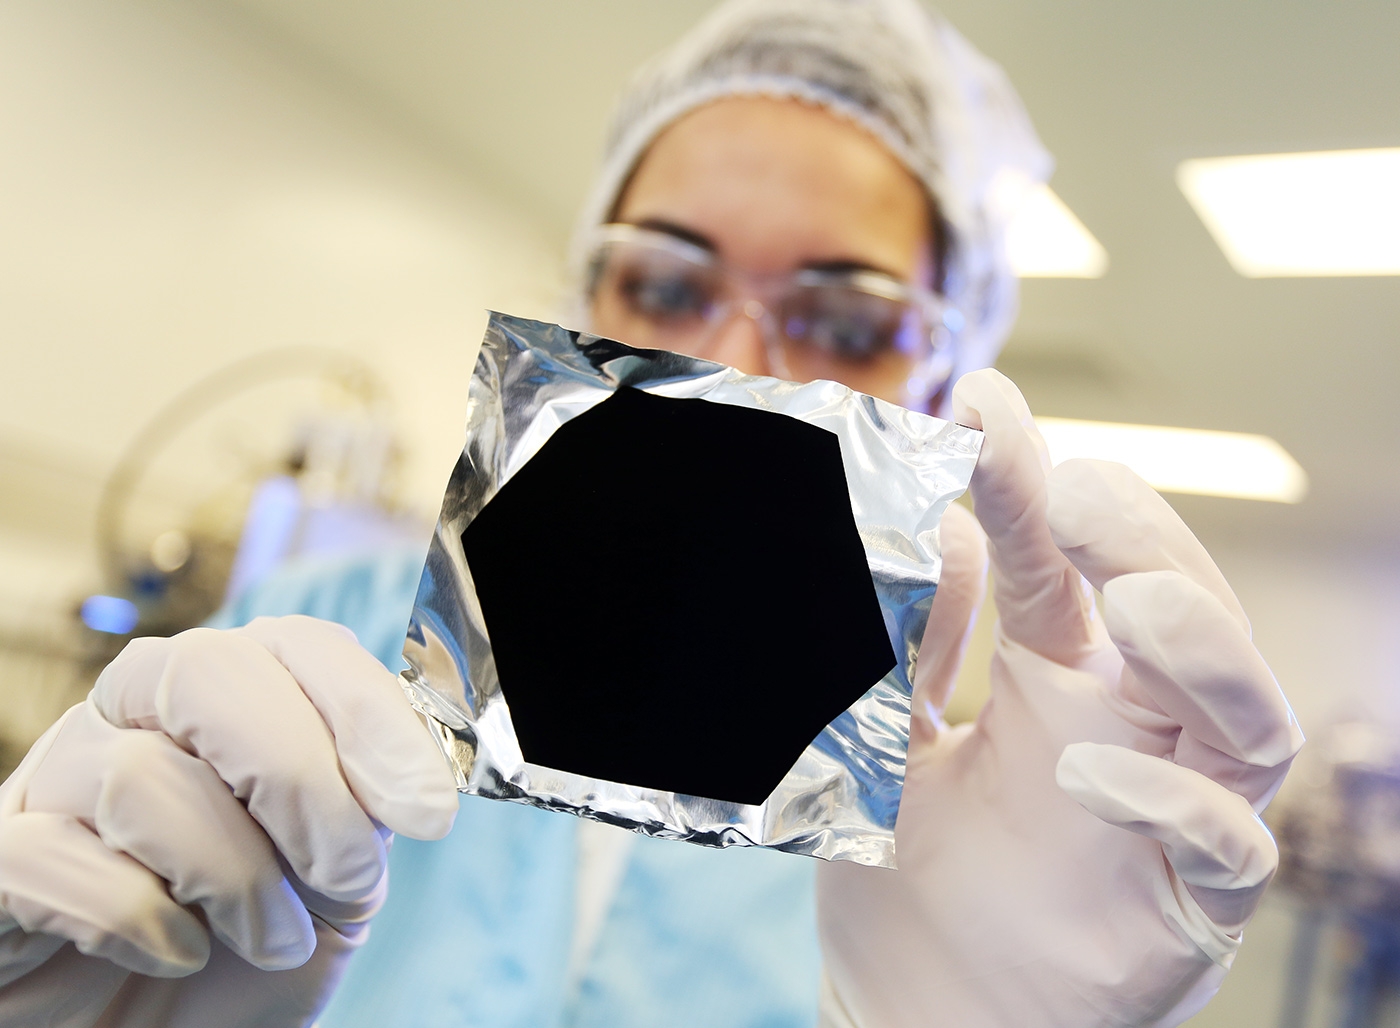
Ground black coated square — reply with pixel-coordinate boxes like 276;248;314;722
462;386;896;807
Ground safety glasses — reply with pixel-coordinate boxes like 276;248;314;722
584;223;960;403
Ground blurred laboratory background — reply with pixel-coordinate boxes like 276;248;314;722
0;2;1396;1024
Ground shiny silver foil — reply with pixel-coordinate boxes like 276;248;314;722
400;312;981;867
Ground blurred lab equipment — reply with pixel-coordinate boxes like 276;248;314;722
0;347;421;780
1272;721;1400;1028
86;346;421;643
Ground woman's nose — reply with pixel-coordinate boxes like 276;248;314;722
703;302;773;376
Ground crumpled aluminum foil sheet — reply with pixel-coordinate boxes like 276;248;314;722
400;312;982;867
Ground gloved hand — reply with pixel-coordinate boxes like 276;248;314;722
817;370;1304;1028
0;615;458;1027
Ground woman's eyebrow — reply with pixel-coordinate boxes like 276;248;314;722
631;218;717;252
801;257;905;279
627;219;904;280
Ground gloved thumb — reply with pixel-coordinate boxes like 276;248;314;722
237;616;459;841
952;370;1099;665
910;503;987;739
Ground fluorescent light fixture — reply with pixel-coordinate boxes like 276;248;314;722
1035;417;1308;503
1177;148;1400;276
1005;183;1109;278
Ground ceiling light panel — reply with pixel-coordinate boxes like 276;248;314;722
1035;417;1309;503
1178;148;1400;277
1006;183;1109;279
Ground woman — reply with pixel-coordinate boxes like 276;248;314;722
0;2;1300;1026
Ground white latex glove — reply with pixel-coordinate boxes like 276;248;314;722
0;615;458;1027
817;370;1304;1028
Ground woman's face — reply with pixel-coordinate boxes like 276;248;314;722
592;96;937;407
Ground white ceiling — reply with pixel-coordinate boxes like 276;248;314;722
190;0;1400;553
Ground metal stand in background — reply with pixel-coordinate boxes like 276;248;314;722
1335;913;1400;1028
1278;904;1326;1028
1;347;416;781
89;346;392;639
1273;722;1400;1028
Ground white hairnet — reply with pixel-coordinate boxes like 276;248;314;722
569;0;1053;386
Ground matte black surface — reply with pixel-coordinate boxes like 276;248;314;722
463;387;895;807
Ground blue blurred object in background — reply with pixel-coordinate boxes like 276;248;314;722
79;595;139;635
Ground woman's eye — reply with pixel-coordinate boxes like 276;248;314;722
622;272;710;319
811;316;883;358
783;291;904;359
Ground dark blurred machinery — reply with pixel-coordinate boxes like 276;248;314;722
0;347;426;780
80;345;417;644
1272;721;1400;1028
77;347;422;676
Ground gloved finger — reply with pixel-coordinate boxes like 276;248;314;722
22;704;316;971
910;503;988;734
1172;733;1296;816
0;925;66;988
1057;742;1277;929
0;710;194;984
90;628;387;903
1045;459;1248;632
0;941;129;1027
1103;571;1302;797
0;811;208;977
952;370;1099;664
237;616;457;841
4;707;323;981
96;756;316;972
0;719;69;988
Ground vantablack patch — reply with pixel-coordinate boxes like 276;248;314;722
462;386;896;807
403;313;984;864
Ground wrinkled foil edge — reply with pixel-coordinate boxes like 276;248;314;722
402;312;982;867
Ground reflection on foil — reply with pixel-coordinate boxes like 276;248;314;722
400;313;981;867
